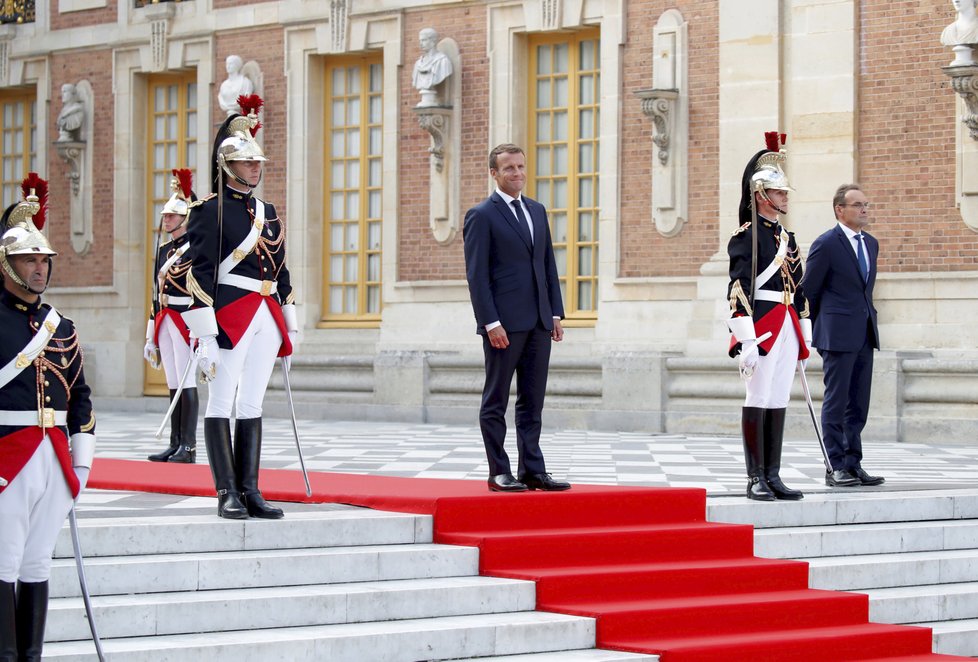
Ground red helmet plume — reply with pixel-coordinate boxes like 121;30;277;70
172;168;194;200
20;172;48;230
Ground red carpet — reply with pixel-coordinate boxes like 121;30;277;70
90;458;969;661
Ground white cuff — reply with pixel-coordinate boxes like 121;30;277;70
145;318;155;343
727;316;756;344
799;318;812;344
70;432;96;469
181;307;219;339
485;321;501;332
282;303;298;333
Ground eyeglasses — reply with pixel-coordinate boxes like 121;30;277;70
840;202;871;210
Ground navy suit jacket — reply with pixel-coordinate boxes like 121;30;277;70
463;192;564;335
802;224;880;352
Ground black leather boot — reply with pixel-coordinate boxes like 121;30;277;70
742;407;776;501
15;581;47;662
168;388;198;463
764;408;804;500
204;417;248;519
148;388;180;461
0;581;16;662
234;417;284;519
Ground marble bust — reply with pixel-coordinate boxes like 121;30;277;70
412;28;453;107
943;0;978;64
218;55;255;116
56;83;85;142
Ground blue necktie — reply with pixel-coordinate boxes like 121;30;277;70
511;199;533;246
856;233;869;283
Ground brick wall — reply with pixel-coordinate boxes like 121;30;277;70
398;6;490;282
859;0;978;272
48;49;114;288
620;0;720;278
50;0;117;30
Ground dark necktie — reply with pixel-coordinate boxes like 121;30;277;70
855;233;869;283
511;199;533;246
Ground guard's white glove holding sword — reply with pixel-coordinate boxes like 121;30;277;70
195;335;220;382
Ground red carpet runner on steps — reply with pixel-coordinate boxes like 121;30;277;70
91;458;969;661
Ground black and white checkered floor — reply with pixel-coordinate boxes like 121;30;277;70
76;409;977;516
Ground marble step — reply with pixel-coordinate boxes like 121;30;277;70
708;490;978;529
46;576;535;642
918;618;978;657
865;581;978;624
754;519;978;558
804;548;978;591
43;611;597;662
53;508;430;558
452;651;658;661
48;542;478;598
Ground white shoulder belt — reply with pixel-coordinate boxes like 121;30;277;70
0;307;62;390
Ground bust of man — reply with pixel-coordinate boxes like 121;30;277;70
56;83;85;142
412;28;453;106
218;55;255;116
943;0;978;46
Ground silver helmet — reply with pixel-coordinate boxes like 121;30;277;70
0;173;56;291
160;168;195;222
214;94;266;190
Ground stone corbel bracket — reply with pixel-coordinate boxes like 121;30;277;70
634;8;688;238
943;64;978;232
413;38;461;245
54;80;95;255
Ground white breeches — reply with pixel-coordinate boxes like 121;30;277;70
205;300;282;419
744;314;799;409
159;314;195;390
0;436;73;583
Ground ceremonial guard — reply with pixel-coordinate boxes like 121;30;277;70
0;175;96;659
144;169;198;463
181;95;297;520
726;132;811;501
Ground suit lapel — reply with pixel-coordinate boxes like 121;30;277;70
491;193;533;252
832;225;865;286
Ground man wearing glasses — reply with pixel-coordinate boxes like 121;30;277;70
802;184;885;488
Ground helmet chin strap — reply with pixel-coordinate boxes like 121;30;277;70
757;189;787;216
219;154;262;191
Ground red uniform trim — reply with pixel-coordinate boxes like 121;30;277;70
0;426;80;497
216;294;293;357
728;306;810;361
154;308;191;346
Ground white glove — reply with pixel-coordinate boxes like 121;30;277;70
143;340;159;369
739;339;760;380
799;318;813;372
74;466;90;493
195;335;220;382
283;330;298;372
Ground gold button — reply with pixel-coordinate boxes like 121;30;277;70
41;366;47;372
44;380;49;387
39;351;46;357
45;396;51;403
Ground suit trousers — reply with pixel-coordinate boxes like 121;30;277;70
205;301;282;420
818;332;874;472
479;324;552;477
0;436;73;582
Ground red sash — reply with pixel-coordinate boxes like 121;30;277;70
0;426;80;497
216;294;293;357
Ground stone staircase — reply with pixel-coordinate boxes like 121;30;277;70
709;488;978;658
43;504;655;661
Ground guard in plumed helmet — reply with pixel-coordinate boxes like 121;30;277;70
726;132;811;502
144;169;199;464
181;95;297;520
0;174;96;659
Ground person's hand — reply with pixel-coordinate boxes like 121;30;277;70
552;319;564;342
739;340;759;380
488;325;509;350
283;330;298;372
74;466;90;493
143;341;159;369
195;335;220;382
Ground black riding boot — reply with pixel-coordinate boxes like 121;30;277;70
15;581;47;662
168;388;198;463
743;407;776;501
0;581;15;662
764;408;804;500
204;417;248;519
234;417;284;519
148;388;181;461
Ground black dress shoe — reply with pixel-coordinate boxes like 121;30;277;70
850;467;885;486
488;474;528;492
825;469;860;487
520;473;571;491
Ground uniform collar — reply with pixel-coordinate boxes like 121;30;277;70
1;289;42;315
758;214;780;230
225;185;252;202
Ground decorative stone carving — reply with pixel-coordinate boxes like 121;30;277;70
413;36;461;245
54;80;94;255
218;55;257;116
330;0;349;53
635;9;688;238
412;28;453;108
541;0;561;31
945;64;978;141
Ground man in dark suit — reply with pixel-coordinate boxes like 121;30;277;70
463;143;570;493
802;183;885;487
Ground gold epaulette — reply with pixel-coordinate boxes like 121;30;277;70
188;193;216;209
731;221;751;236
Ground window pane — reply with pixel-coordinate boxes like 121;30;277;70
537;45;552;74
345;287;357;313
348;66;361;93
579;143;593;173
331;162;344;187
368;222;381;249
346;192;360;221
330;256;343;281
553;213;567;243
347;98;360;124
554;78;568;107
345;255;358;281
346;161;359;188
331;193;344;220
367;286;380;313
554;111;568;141
367;254;380;281
555;44;569;73
369;96;382;123
555;247;567;276
578;281;592;310
369;159;382;186
536;80;551;109
368;190;381;218
369;63;382;92
579;178;593;207
368;127;382;155
536;180;551;206
536;114;551;142
536;146;551;176
578;211;593;241
329;287;343;313
346;129;360;157
554;145;568;175
332;100;345;125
